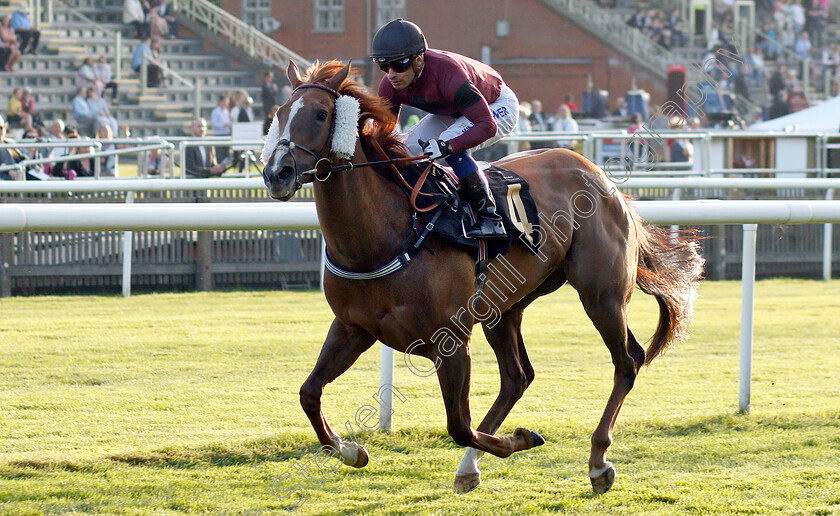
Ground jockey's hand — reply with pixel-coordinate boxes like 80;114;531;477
420;139;452;160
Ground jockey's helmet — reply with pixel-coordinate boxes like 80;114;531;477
370;19;427;61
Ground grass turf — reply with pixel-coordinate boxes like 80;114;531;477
1;279;839;515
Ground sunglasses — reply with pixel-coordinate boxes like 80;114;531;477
376;55;415;73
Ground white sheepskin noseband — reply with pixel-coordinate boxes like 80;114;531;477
259;94;359;165
331;95;360;160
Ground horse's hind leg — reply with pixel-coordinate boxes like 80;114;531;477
454;306;535;493
578;289;646;493
299;318;375;467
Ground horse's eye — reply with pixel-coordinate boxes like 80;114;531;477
316;110;329;122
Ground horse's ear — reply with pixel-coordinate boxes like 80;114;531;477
327;61;351;92
287;60;303;89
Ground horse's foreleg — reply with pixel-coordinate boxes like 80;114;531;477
582;298;645;494
436;342;544;472
454;309;536;493
300;318;375;468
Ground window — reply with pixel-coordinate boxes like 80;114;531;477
242;0;272;29
376;0;406;28
314;0;344;32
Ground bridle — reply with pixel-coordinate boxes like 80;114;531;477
276;83;341;189
274;82;437;211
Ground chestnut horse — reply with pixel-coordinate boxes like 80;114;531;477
261;61;704;494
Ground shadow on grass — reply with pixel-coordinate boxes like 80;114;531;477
626;411;840;438
4;429;458;474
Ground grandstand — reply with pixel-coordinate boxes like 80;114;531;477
0;0;304;138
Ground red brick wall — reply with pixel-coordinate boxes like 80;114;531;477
231;0;667;113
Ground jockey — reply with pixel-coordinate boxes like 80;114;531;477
370;18;519;239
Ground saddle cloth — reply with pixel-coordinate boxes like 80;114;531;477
393;161;542;261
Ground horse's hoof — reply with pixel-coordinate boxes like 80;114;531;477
589;462;616;494
514;427;545;449
453;472;481;493
352;444;369;468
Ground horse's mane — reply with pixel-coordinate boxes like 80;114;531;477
302;60;408;159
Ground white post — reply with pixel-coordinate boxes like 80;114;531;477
115;32;122;83
121;192;135;297
739;223;757;413
379;343;395;432
824;189;834;281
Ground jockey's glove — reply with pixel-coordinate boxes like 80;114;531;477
420;139;452;160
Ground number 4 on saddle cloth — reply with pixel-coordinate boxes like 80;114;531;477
394;161;543;264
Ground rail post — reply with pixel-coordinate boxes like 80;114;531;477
122;192;135;297
379;344;395;432
0;233;12;297
824;188;834;281
739;223;758;413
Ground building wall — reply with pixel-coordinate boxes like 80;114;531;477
234;0;667;114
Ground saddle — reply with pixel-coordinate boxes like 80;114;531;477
392;161;542;262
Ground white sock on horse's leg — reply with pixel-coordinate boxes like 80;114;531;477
456;446;485;476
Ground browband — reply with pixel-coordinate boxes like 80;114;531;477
293;83;340;97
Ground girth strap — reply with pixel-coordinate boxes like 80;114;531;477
324;207;444;280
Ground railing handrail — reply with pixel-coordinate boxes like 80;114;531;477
538;0;682;79
171;0;311;71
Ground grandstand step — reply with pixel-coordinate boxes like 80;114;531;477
130;94;168;103
155;111;194;120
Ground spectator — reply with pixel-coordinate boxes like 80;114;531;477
768;65;787;97
233;94;255;123
278;85;292;106
0;114;27;180
86;86;118;136
148;0;170;41
151;0;177;38
793;31;811;59
514;101;532;151
787;0;806;35
759;21;781;61
667;117;693;164
627;9;647;29
552;104;578;149
10;3;38;54
612;97;628;118
132;37;163;87
7;86;33;130
260;69;280;116
76;57;105;95
527;99;551;149
95;56;119;104
627;112;644;133
560;94;579;113
21;86;41;129
0;15;22;70
52;135;95;179
123;0;149;38
71;87;96;136
43;118;67;163
748;48;766;86
184;117;230;178
97;125;117;176
263;104;279;135
806;0;827;48
210;94;232;161
768;90;791;119
733;64;750;101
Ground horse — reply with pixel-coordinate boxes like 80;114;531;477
260;60;704;494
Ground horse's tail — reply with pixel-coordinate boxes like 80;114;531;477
631;208;705;366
